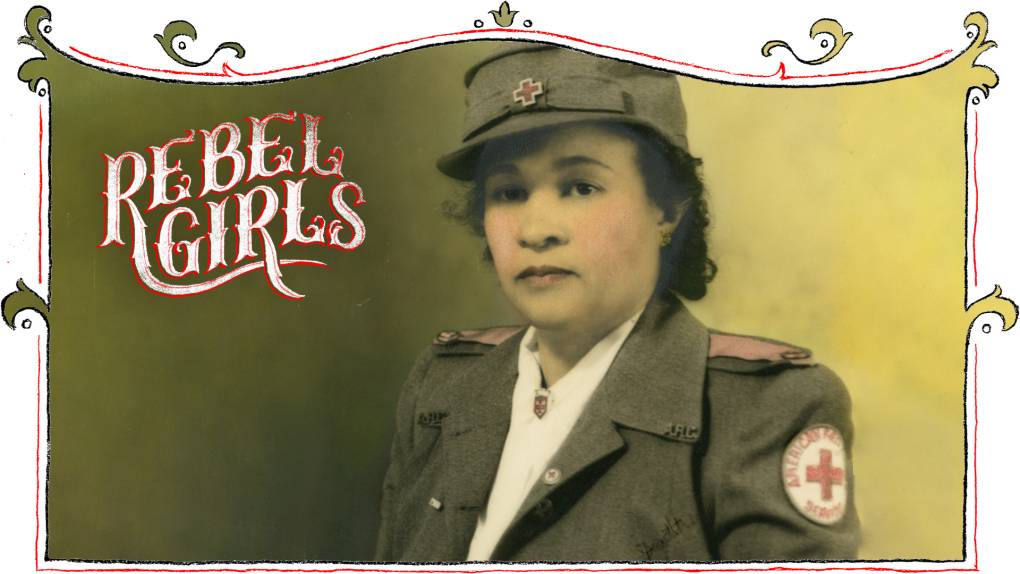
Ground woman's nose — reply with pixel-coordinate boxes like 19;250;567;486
517;190;568;249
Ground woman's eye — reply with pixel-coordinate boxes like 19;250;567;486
568;183;599;197
489;187;527;202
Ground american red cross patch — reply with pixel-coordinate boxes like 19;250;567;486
782;424;848;525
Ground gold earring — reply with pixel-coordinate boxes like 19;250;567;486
659;227;672;247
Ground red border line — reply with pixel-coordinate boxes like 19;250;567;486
971;112;980;287
42;24;971;574
36;335;42;572
33;566;980;573
38;104;44;285
221;29;783;79
972;344;979;569
67;46;229;77
68;28;953;83
781;49;953;79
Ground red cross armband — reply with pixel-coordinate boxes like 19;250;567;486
782;424;848;525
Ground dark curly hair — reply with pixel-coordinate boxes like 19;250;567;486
443;121;716;300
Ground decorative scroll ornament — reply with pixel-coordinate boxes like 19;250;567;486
154;20;245;68
761;18;852;66
476;1;531;29
961;12;997;103
2;280;50;330
17;5;55;95
966;285;1017;334
489;1;518;27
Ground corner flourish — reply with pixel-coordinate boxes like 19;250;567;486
154;20;246;68
17;5;56;96
966;285;1017;333
960;12;997;101
2;280;50;331
761;18;852;66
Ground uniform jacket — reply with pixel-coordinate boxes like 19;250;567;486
375;297;859;562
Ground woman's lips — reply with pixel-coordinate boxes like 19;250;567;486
516;266;575;286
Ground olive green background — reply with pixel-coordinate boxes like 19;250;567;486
38;39;978;561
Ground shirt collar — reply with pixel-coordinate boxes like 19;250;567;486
517;308;643;396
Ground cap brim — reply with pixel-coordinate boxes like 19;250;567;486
436;110;656;181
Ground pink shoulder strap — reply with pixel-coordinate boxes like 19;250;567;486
708;332;813;364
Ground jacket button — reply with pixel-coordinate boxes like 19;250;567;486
534;498;553;519
542;467;562;485
435;330;460;344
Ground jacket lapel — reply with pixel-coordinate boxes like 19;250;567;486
494;297;709;558
603;297;708;440
425;330;523;558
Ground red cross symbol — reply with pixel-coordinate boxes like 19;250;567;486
513;78;544;107
806;448;845;500
533;394;548;419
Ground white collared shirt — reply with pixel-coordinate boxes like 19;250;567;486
466;311;643;561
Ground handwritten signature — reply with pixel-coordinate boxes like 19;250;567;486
635;516;688;559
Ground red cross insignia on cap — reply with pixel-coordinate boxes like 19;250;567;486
782;424;848;525
513;78;544;107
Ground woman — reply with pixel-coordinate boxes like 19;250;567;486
375;43;858;562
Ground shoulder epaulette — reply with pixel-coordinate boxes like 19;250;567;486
707;331;814;373
431;325;523;355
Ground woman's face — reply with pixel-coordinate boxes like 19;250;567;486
480;123;673;337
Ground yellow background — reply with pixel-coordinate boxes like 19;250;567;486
682;62;972;558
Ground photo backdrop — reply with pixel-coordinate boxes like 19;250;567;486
7;11;1008;561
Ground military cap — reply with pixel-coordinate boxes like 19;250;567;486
436;42;690;180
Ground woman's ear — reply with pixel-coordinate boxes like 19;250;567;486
658;198;692;234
